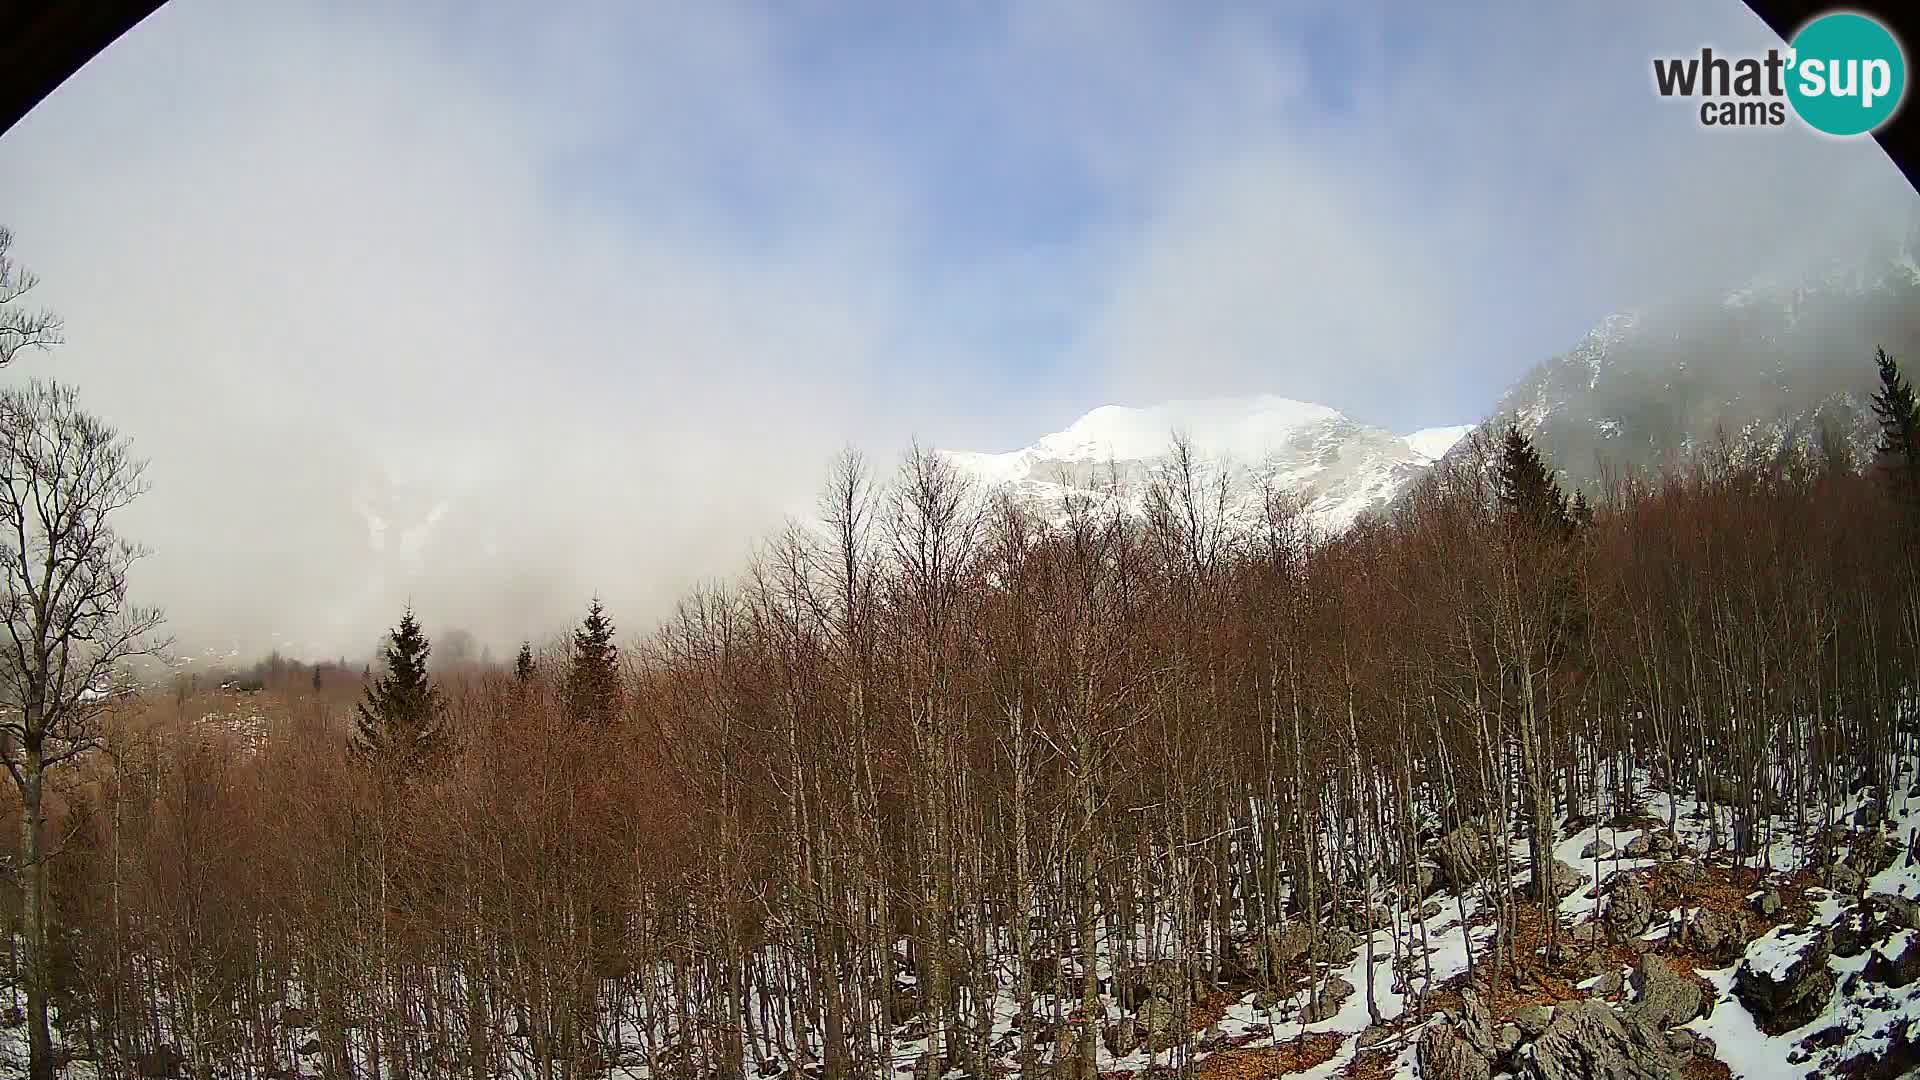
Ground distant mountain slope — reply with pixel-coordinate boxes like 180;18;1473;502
1464;246;1920;489
943;396;1469;533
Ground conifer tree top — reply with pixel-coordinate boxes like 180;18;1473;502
1872;347;1920;511
576;598;615;652
353;606;446;776
1496;425;1574;541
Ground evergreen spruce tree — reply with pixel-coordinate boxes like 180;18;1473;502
1871;347;1920;509
515;640;535;685
352;607;446;776
1497;425;1573;540
1568;489;1595;532
566;599;621;729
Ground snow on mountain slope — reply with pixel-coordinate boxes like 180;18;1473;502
943;396;1463;533
1455;242;1920;490
1402;424;1473;462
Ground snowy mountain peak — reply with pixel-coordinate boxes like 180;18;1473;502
944;396;1466;534
1029;396;1343;464
1401;424;1473;463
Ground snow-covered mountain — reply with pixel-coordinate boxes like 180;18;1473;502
1459;243;1920;490
947;235;1918;536
943;396;1470;533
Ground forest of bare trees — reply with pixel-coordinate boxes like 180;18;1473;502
4;391;1917;1079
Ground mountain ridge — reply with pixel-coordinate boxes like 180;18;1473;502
942;395;1472;533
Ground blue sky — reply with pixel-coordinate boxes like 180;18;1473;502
0;0;1912;653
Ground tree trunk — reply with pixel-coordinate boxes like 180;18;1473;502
21;745;54;1080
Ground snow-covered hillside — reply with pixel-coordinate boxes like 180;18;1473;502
943;397;1469;534
1456;248;1920;490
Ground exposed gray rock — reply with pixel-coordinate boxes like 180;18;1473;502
1876;892;1920;931
1567;921;1606;949
1345;903;1392;931
1456;986;1496;1056
1603;879;1654;940
1523;999;1674;1080
1140;996;1183;1042
1591;969;1624;998
1497;1022;1523;1056
1682;907;1751;965
1734;924;1834;1035
1582;838;1614;859
1864;929;1920;988
1437;824;1493;889
1355;1024;1393;1049
1832;899;1901;958
1622;834;1652;858
1666;1028;1716;1058
1300;976;1354;1023
1830;863;1865;894
1752;889;1783;917
1312;927;1362;964
1417;1022;1491;1080
1625;954;1708;1031
1264;922;1312;970
1513;1004;1555;1038
1536;858;1584;902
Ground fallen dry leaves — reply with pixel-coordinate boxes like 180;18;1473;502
1190;1034;1344;1080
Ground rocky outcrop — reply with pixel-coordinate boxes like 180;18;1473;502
1603;879;1654;940
1300;976;1354;1023
1865;930;1920;988
1262;923;1311;970
1832;898;1904;958
1512;1004;1554;1038
1312;927;1363;964
1734;923;1834;1034
1852;831;1901;876
1523;1000;1674;1080
1139;996;1183;1043
1624;954;1708;1031
1456;987;1496;1056
1681;907;1751;965
1343;903;1392;931
1534;858;1584;902
1437;824;1494;889
1417;1023;1491;1080
1620;829;1676;860
1874;892;1920;931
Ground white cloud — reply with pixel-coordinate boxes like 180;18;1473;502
0;0;1911;658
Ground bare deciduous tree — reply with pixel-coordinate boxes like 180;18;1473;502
0;380;164;1080
0;229;63;368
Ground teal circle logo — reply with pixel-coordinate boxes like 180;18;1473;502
1787;13;1906;136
